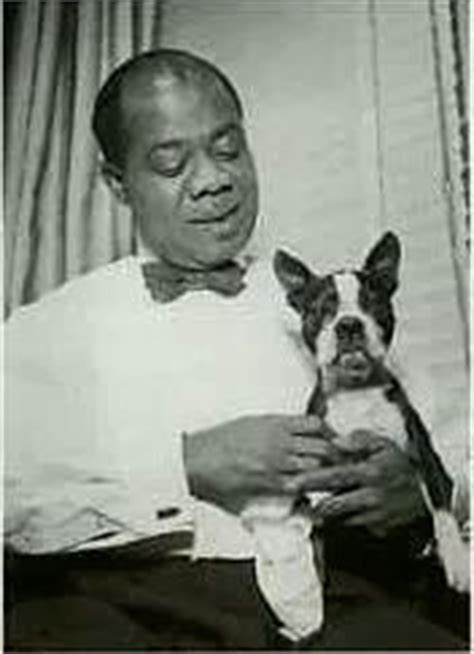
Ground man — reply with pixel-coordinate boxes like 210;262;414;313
4;49;466;650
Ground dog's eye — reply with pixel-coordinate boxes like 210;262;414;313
358;277;379;304
365;274;391;298
320;290;338;315
364;282;378;300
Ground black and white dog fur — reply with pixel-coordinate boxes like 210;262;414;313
274;231;469;594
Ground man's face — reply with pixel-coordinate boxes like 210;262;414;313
119;74;258;268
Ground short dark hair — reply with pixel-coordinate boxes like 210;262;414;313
92;48;244;170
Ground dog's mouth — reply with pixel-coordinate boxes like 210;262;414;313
332;349;374;386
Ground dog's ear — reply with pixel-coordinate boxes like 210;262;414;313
273;249;317;313
362;231;401;296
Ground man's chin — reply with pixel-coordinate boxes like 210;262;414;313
188;233;254;268
156;240;247;270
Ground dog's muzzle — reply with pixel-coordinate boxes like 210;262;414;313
335;316;365;345
332;316;373;385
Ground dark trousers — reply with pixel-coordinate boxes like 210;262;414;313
4;548;468;651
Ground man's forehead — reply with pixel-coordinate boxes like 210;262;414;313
123;69;190;103
121;69;240;134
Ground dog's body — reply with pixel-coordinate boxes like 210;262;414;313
273;232;469;605
309;377;407;449
244;233;467;644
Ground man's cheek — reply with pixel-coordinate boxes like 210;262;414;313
231;157;256;188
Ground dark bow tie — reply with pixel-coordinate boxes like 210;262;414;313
142;259;247;303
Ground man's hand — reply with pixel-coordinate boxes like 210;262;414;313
288;430;428;536
183;415;340;513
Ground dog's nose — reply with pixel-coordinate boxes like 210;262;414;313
335;316;365;340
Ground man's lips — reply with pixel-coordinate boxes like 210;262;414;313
187;204;240;224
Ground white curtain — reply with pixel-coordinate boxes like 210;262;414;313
5;0;162;316
160;0;469;481
366;0;469;481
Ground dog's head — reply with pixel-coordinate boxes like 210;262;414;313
274;232;401;388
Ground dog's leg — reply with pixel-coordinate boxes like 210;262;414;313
384;378;469;593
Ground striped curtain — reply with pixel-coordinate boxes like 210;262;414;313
4;0;163;317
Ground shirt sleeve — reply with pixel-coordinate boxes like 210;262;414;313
4;437;195;555
4;313;195;555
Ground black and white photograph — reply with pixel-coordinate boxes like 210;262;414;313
3;0;470;650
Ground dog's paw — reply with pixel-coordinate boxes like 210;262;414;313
443;544;470;593
434;510;470;594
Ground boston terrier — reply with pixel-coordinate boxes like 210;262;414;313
273;231;469;595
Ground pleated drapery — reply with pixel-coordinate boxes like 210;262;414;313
4;0;163;317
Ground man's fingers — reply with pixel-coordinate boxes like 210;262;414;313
313;488;379;520
283;414;324;434
282;414;337;440
288;436;343;461
287;462;373;493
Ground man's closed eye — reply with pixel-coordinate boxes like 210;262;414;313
148;144;189;177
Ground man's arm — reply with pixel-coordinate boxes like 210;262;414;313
184;414;341;514
5;334;338;554
4;314;194;554
5;402;195;555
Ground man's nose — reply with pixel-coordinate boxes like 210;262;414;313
187;151;232;199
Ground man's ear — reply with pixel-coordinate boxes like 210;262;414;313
362;231;401;295
273;249;317;314
100;161;130;205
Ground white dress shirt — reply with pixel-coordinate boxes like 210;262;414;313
4;246;317;558
4;241;469;562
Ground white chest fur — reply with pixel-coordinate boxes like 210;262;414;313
325;387;407;451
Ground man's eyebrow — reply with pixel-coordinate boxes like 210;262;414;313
149;122;243;154
210;122;243;140
150;139;187;152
